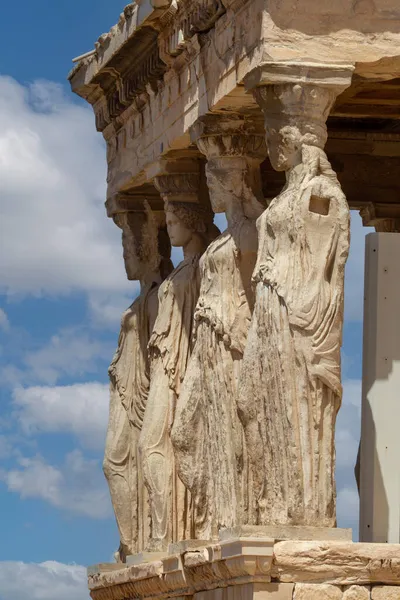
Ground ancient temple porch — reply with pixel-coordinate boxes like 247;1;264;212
69;1;400;598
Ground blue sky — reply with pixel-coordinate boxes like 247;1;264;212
0;2;371;598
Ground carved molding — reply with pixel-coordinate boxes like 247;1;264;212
147;156;210;203
105;187;164;218
244;61;355;95
88;538;274;600
88;538;400;600
159;0;226;63
90;28;167;132
190;114;267;161
360;202;400;232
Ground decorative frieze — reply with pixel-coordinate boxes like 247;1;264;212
159;0;226;61
91;28;167;131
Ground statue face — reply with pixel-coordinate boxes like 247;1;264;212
166;210;193;248
205;167;226;213
265;122;299;172
122;226;144;280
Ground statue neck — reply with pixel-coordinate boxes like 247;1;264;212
140;270;161;290
286;157;305;186
183;234;205;259
225;195;245;226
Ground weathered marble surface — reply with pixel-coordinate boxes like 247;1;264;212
69;0;400;199
372;587;400;600
273;541;400;585
68;0;400;585
103;207;173;561
293;584;343;600
139;194;219;550
87;538;400;600
171;116;266;540
344;586;371;600
239;76;351;528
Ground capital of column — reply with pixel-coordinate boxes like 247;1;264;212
360;202;400;233
105;191;164;219
190;114;267;165
189;114;267;207
148;157;205;204
146;156;216;235
244;62;354;169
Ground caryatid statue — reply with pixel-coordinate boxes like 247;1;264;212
171;117;267;540
103;204;173;562
238;74;352;527
139;161;220;551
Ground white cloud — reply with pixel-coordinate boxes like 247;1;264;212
0;307;10;331
0;435;13;459
1;450;111;519
0;561;87;600
23;328;111;385
88;291;137;329
13;382;109;451
0;76;129;298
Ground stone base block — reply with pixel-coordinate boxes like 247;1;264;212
126;552;167;566
220;526;352;542
88;536;400;600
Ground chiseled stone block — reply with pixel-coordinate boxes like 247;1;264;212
372;587;400;600
343;586;370;600
255;583;294;599
294;583;343;599
195;583;295;600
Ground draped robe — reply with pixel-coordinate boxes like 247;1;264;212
172;219;257;539
104;282;159;556
139;256;201;548
238;174;350;526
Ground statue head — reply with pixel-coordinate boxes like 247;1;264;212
114;205;172;281
255;84;335;171
205;156;264;219
165;201;219;250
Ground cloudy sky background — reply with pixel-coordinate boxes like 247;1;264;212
0;2;371;598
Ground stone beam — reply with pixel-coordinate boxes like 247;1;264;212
69;2;400;196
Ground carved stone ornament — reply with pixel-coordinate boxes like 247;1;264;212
159;0;226;60
360;202;400;232
88;538;400;600
103;204;173;562
138;162;220;551
171;116;267;541
238;79;351;528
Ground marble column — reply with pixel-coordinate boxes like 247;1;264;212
171;115;267;539
103;199;173;561
138;156;219;550
240;63;354;528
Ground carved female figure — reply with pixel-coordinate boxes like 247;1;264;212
171;154;265;540
139;201;219;550
103;208;172;561
238;84;350;527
